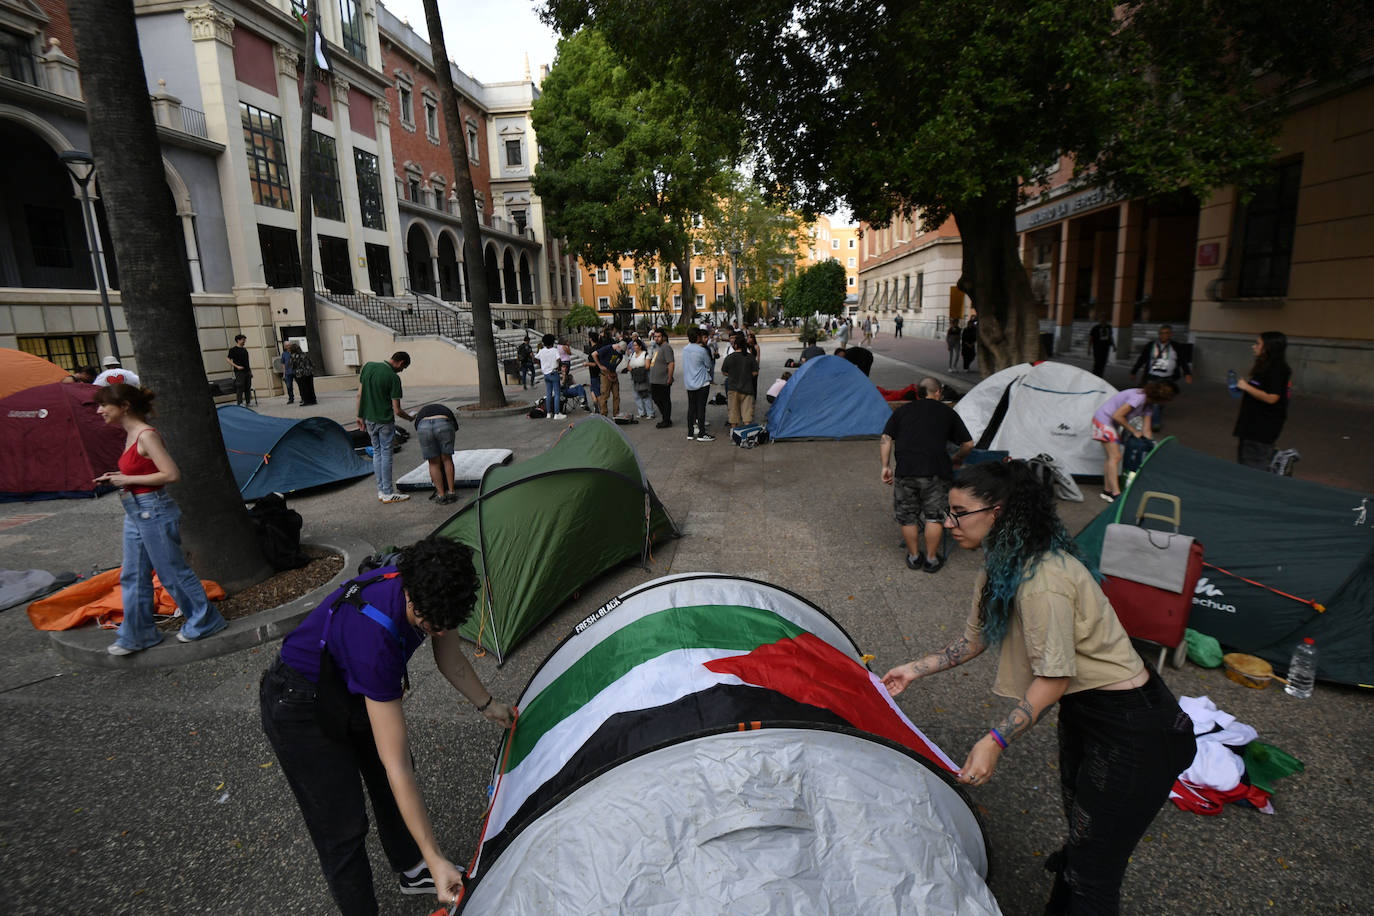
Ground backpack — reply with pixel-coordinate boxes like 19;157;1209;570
731;424;769;449
247;493;309;571
527;403;547;419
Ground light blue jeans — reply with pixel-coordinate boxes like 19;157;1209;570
366;420;396;494
116;490;225;650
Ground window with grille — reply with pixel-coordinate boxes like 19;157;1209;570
397;83;414;128
338;0;365;61
258;225;301;288
596;268;608;284
1236;159;1302;298
622;268;634;283
354;149;385;230
17;334;98;371
597;296;610;311
310;131;344;221
505;139;522;167
241;103;292;210
466;122;480;162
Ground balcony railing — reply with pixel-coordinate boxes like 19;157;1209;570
0;46;40;87
180;106;208;140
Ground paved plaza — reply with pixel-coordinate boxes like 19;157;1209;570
2;334;1371;914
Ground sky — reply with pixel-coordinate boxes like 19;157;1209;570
380;0;561;84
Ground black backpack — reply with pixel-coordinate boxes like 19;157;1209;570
247;493;308;571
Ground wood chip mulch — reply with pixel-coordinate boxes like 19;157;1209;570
156;548;344;629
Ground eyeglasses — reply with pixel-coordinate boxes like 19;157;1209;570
945;505;997;527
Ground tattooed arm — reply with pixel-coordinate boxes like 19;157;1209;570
958;675;1071;786
882;634;986;696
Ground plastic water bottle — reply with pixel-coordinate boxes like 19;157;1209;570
1284;638;1316;698
1227;369;1241;398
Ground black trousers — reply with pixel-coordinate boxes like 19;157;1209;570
295;375;317;405
1091;346;1111;378
259;658;420;916
1046;669;1196;915
234;369;253;405
651;382;673;424
686;386;709;435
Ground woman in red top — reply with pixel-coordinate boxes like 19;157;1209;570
94;383;227;655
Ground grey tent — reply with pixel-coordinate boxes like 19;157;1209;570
1077;439;1374;686
458;573;997;913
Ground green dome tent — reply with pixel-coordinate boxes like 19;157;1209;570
434;416;679;662
1076;439;1374;686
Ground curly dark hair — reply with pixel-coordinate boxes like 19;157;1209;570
396;535;480;631
954;460;1094;647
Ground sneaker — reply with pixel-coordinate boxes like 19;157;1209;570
177;623;226;643
687;434;696;441
656;421;673;429
428;491;439;501
553;413;567;420
905;554;922;571
1099;491;1117;503
107;643;137;656
923;555;945;574
398;866;434;896
379;492;410;504
439;492;458;505
696;433;716;442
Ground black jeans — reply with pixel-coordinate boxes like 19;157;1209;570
259;658;420;916
295;375;317;405
1091;346;1111;378
686;386;710;435
1046;669;1196;915
651;382;673;424
234;369;253;405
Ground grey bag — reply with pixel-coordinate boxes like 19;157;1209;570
1099;523;1195;594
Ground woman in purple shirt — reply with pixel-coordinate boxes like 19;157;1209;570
1091;381;1174;502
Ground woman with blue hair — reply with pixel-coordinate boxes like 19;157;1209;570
883;460;1195;915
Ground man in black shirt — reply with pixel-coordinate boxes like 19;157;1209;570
880;378;973;573
227;334;252;406
1088;312;1115;378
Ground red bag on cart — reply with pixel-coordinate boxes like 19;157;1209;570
1098;524;1203;650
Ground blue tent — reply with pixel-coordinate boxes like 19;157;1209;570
766;355;894;440
216;406;373;500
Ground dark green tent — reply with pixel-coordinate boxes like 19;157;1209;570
1076;439;1374;686
434;416;679;663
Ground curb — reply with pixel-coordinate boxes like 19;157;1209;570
48;535;372;670
457;402;535;419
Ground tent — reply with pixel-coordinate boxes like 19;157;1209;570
0;347;69;401
955;361;1117;477
0;382;123;501
766;355;894;440
216;405;373;500
458;573;996;914
433;416;679;662
1076;439;1374;686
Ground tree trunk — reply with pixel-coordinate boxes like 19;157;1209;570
422;0;507;408
67;0;270;590
297;0;325;374
673;251;695;326
953;195;1041;376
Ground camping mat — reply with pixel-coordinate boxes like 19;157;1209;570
396;449;514;490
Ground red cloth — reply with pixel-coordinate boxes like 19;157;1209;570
1169;778;1272;816
876;383;919;402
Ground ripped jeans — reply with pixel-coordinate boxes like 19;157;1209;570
1046;667;1197;915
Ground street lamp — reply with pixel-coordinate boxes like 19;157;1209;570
728;241;743;327
59;150;120;361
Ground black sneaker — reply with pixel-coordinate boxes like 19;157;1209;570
696;433;716;442
923;555;945;574
399;866;435;895
905;554;922;571
656;421;673;429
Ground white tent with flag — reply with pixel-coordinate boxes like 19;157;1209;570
456;573;998;914
955;360;1117;477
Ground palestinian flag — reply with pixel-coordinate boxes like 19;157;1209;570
474;574;958;874
295;9;330;71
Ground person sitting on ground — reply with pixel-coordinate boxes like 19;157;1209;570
880;377;973;573
1091;381;1175;502
412;402;459;504
765;371;793;404
260;535;515;914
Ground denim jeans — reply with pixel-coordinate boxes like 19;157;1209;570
1045;668;1197;915
116;490;225;650
283;372;295;402
366;420;396;494
260;658;420;916
519;362;536;388
543;372;562;416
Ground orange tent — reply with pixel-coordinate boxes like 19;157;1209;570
27;568;226;631
0;347;69;400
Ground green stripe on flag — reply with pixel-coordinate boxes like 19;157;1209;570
507;605;805;769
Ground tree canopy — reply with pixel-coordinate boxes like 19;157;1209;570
545;0;1370;370
699;171;803;322
781;260;847;319
531;27;741;321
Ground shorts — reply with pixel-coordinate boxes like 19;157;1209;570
893;476;948;526
416;417;456;459
1091;419;1120;444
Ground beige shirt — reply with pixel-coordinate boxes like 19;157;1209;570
963;553;1143;699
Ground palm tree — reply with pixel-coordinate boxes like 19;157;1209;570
420;0;507;407
67;0;270;589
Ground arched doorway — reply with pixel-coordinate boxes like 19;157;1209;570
484;242;502;302
517;252;534;305
502;248;518;305
437;231;461;302
406;223;434;294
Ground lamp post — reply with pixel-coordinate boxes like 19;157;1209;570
728;241;743;327
59;150;120;361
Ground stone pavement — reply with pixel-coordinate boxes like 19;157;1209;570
1;333;1370;914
